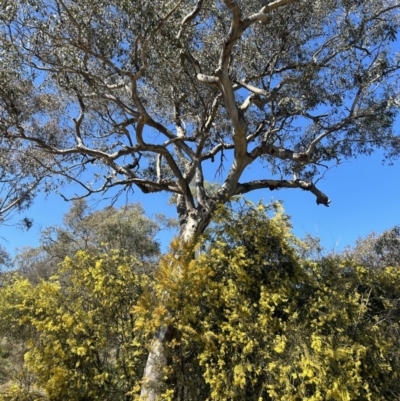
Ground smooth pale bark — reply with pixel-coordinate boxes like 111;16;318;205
140;326;168;400
139;206;214;400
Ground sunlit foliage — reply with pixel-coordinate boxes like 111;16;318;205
0;251;150;401
138;202;400;400
343;225;400;269
1;0;399;236
1;202;400;400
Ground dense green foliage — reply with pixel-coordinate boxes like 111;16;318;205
13;200;170;282
1;202;400;400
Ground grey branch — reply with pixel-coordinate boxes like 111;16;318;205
236;179;331;206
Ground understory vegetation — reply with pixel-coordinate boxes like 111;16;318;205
1;201;399;401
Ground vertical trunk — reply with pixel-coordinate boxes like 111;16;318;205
139;326;168;400
139;203;213;400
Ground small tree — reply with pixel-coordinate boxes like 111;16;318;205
343;225;400;269
0;202;163;397
14;200;167;281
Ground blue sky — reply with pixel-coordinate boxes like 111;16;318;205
1;148;399;257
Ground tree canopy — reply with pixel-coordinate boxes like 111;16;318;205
342;224;400;269
13;199;168;281
0;0;399;237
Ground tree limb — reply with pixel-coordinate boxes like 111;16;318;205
236;179;331;206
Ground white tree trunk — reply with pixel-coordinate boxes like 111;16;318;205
140;326;168;400
140;209;209;400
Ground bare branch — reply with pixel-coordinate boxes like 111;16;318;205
260;0;298;13
135;120;195;209
176;0;204;39
249;0;297;23
250;143;310;164
236;179;331;206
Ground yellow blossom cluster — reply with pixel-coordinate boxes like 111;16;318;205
1;202;400;401
0;251;149;401
141;202;400;400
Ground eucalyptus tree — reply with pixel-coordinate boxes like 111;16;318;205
1;0;399;237
1;0;400;398
342;225;400;269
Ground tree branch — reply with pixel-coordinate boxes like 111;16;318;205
249;0;297;23
250;143;310;164
236;179;331;206
135;120;195;210
176;0;204;39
